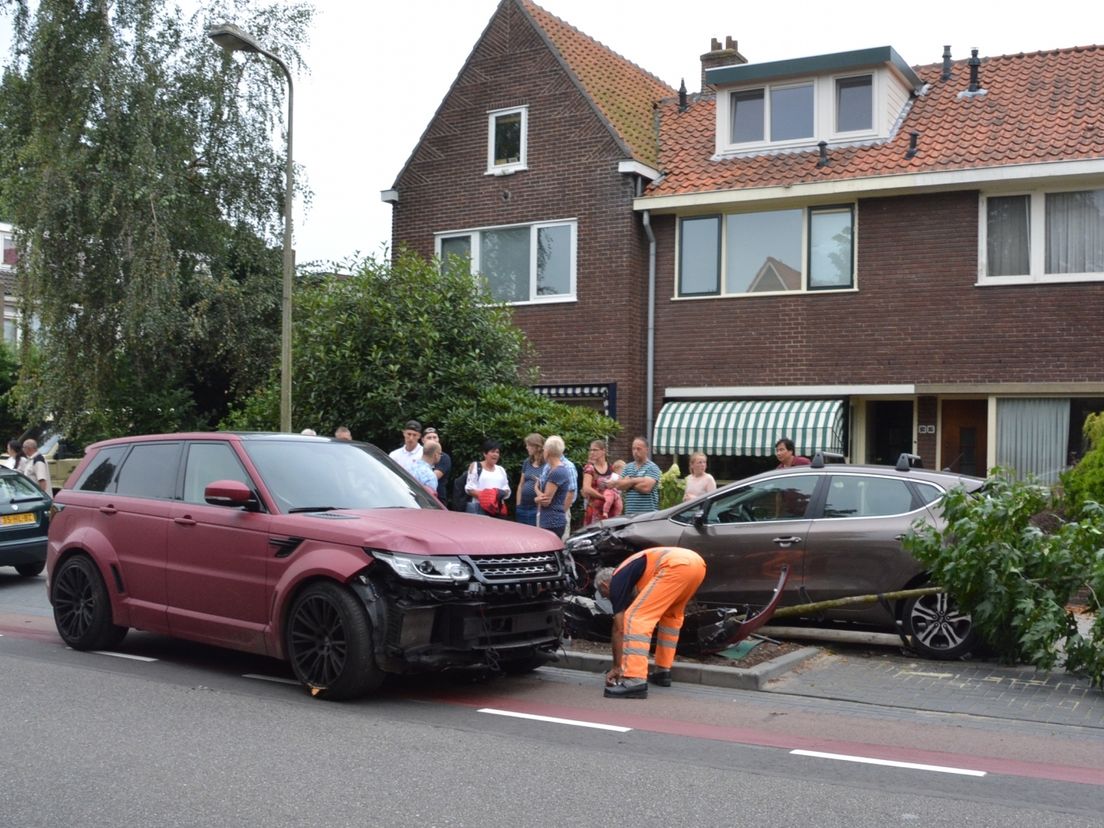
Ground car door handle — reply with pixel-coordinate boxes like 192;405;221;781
173;516;196;526
772;536;802;547
98;505;117;515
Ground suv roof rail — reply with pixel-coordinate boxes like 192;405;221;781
810;451;846;468
896;452;923;471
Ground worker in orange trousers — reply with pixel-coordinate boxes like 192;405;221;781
595;546;707;699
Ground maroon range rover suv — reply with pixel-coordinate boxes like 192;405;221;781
46;433;569;699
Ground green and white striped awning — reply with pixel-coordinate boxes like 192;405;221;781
653;399;844;457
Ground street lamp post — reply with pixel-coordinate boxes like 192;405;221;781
207;23;295;433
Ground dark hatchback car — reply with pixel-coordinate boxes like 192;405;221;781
565;455;987;659
0;466;52;577
47;433;570;699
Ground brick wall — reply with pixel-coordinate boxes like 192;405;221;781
651;190;1104;403
389;2;652;451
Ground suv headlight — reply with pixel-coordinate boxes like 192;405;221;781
368;550;472;583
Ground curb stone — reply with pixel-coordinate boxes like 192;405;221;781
555;646;822;691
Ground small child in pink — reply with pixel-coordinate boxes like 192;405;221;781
599;459;626;519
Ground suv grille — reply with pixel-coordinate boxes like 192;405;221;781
464;551;565;584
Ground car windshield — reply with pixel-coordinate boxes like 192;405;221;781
243;440;440;513
0;471;48;503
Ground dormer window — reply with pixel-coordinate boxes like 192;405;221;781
487;105;527;175
708;47;922;157
836;75;873;132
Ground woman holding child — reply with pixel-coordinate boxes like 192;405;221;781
582;439;623;526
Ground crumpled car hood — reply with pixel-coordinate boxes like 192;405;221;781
273;508;563;556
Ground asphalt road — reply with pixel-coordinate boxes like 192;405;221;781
1;570;1102;827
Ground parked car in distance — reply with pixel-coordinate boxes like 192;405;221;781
565;453;987;659
47;433;569;699
0;467;52;577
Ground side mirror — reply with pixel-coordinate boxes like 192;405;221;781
692;508;707;531
204;479;260;511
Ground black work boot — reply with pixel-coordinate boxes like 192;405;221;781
604;678;648;699
649;669;672;687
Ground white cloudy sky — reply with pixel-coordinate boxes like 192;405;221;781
3;1;1095;265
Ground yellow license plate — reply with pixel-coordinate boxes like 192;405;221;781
1;512;35;526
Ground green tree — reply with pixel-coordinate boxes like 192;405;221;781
904;470;1104;686
0;340;23;439
0;0;312;445
1061;411;1104;517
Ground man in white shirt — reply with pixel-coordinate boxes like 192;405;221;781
388;419;423;472
21;438;52;493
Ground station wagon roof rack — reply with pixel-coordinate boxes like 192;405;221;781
896;452;923;471
810;451;846;468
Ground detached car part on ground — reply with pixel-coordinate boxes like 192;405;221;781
47;434;569;700
565;454;987;660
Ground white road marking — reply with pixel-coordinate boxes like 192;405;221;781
897;670;955;678
478;708;632;733
791;749;986;777
243;673;301;686
89;650;158;662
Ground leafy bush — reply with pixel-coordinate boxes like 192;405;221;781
658;462;685;510
1061;411;1104;517
905;469;1104;685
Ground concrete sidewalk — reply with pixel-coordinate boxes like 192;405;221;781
559;643;1104;728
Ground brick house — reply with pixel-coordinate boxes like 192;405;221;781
386;0;1104;480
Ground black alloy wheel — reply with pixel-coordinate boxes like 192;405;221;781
286;582;382;700
903;590;978;660
51;555;127;650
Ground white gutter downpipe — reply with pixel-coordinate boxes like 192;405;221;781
641;207;656;444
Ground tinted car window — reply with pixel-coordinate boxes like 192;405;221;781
75;446;129;493
183;442;254;505
706;475;818;524
114;443;182;500
243;440;439;512
823;475;915;518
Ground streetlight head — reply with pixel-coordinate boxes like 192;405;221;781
207;23;262;54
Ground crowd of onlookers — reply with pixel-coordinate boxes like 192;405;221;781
370;419;725;538
1;437;52;493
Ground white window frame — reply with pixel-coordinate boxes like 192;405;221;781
435;219;577;305
486;105;528;176
978;189;1104;285
674;206;856;299
717;71;880;155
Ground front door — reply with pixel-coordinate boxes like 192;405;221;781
940;399;988;476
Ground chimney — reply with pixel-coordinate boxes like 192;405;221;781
941;45;952;81
701;35;747;92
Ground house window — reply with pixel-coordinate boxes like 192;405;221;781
836;75;872;132
487;106;527;174
677;206;855;297
436;220;576;304
678;216;721;295
1;231;15;268
730;84;813;144
981;189;1104;283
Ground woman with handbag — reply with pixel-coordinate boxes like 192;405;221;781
464;438;511;516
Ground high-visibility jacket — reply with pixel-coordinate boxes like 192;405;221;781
612;547;706;680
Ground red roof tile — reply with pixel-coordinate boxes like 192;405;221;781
646;45;1104;198
518;0;674;168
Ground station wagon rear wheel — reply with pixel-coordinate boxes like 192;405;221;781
51;555;127;650
287;582;382;700
903;591;978;660
15;561;45;577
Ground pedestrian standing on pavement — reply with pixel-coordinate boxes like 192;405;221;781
595;546;707;699
2;439;22;470
421;426;451;503
607;436;661;515
775;437;811;469
334;426;352;441
534;435;570;538
21;438;52;493
389;419;424;473
515;432;545;527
